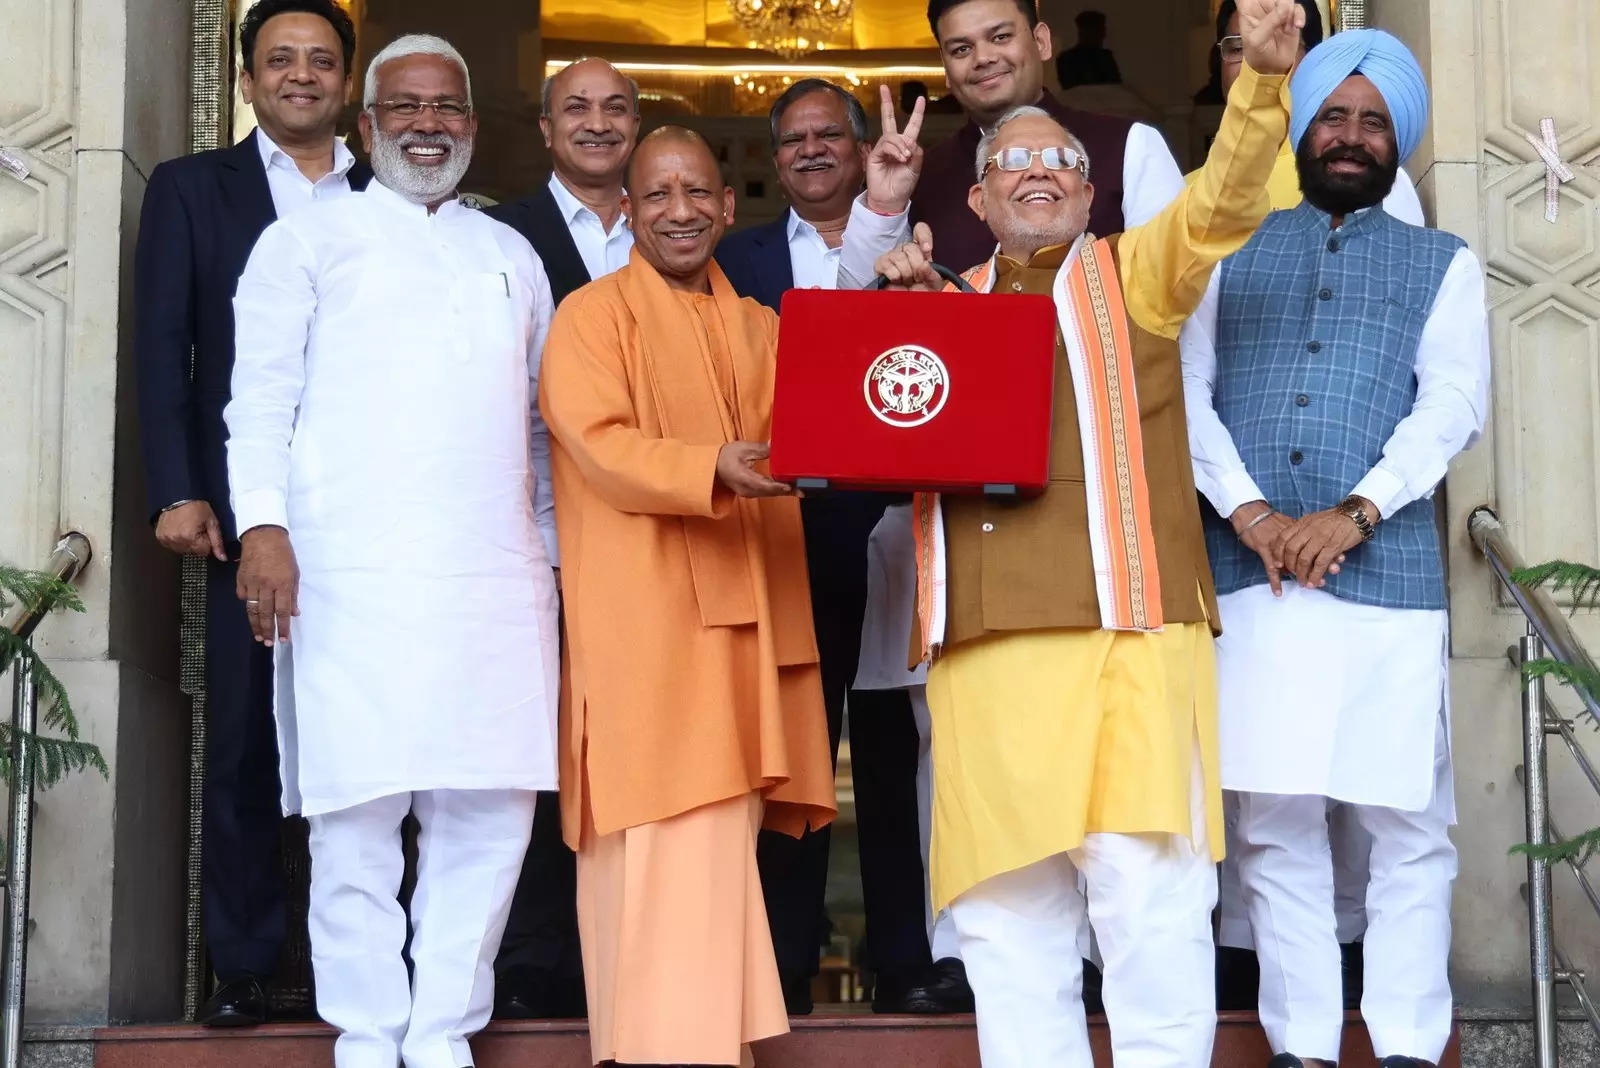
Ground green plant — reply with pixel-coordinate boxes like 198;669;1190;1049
1509;560;1600;864
0;563;108;786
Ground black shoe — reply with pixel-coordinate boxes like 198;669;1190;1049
495;968;587;1019
1267;1057;1305;1068
1081;958;1105;1017
1217;946;1261;1010
1340;940;1364;1010
1377;1059;1434;1068
871;959;975;1014
198;976;270;1028
781;972;814;1016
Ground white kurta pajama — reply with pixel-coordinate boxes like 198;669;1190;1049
226;179;561;1068
1181;246;1490;1063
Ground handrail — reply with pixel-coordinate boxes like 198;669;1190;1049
2;531;92;1068
1471;505;1600;1066
1469;506;1600;723
0;533;92;677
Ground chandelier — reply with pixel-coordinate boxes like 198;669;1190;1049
728;0;853;60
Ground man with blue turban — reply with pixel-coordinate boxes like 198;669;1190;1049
1180;29;1491;1068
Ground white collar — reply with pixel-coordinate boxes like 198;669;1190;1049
254;126;355;179
364;175;465;220
548;172;626;232
785;208;844;249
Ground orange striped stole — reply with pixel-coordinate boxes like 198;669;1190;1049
911;239;1163;661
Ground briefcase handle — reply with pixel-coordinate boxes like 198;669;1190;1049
868;262;978;293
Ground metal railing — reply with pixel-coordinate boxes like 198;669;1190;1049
1;532;92;1068
1469;506;1600;1067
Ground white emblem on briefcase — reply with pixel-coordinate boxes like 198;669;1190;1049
864;345;949;428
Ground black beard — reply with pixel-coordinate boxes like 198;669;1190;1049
1295;138;1400;216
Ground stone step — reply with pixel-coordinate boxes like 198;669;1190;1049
89;1011;1462;1067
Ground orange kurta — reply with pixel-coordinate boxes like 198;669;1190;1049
539;249;837;850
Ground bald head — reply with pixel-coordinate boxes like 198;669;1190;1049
625;126;717;192
540;56;640;188
622;125;734;292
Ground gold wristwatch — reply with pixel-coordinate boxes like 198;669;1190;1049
1336;496;1376;542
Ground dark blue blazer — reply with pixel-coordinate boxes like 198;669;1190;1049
133;131;372;543
714;210;795;312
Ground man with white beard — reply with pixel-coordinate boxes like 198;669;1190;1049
225;34;561;1068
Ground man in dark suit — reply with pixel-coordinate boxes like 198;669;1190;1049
133;0;371;1027
481;56;640;1020
715;79;974;1017
914;0;1185;274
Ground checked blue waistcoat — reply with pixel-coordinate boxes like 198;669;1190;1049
1202;200;1464;610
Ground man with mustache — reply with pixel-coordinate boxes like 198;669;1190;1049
1181;30;1489;1068
480;54;642;1024
538;121;915;1066
714;79;972;1017
913;0;1186;274
1192;0;1422;1015
225;35;562;1068
133;0;370;1027
869;0;1304;1062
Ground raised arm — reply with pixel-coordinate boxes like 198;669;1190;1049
1117;0;1302;338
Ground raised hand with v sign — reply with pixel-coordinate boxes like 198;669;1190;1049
865;83;926;216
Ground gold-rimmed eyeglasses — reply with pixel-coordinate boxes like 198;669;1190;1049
1217;35;1245;62
372;99;473;121
981;146;1088;179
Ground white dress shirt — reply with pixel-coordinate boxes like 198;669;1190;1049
548;172;633;280
255;126;357;216
226;179;561;816
1181;243;1490;522
787;210;845;291
1120;122;1187;228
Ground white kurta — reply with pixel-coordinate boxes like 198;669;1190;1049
226;179;562;817
1180;244;1491;815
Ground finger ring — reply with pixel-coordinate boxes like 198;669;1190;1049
245;599;261;606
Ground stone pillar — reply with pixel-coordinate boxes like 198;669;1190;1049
1375;0;1600;1007
0;0;192;1023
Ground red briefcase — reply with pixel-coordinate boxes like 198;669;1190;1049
768;267;1058;495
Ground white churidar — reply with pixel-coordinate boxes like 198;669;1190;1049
226;179;562;817
547;172;633;280
947;755;1216;1068
1234;719;1456;1062
307;788;537;1068
1218;795;1371;948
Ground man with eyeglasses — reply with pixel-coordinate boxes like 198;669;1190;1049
133;0;372;1028
866;0;1304;1063
225;34;562;1068
479;54;643;1024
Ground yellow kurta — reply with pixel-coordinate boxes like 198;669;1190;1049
925;62;1289;910
1185;135;1303;211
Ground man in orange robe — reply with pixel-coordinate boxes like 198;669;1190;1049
538;123;920;1066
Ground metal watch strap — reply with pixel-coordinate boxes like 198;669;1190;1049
1338;496;1376;541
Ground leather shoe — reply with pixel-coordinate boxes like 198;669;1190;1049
780;971;814;1016
1267;1057;1334;1068
198;976;269;1027
494;968;587;1019
871;958;976;1014
1377;1059;1434;1068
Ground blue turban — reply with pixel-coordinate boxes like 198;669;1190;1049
1289;29;1428;163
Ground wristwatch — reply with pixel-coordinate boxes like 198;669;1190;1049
1336;496;1376;542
